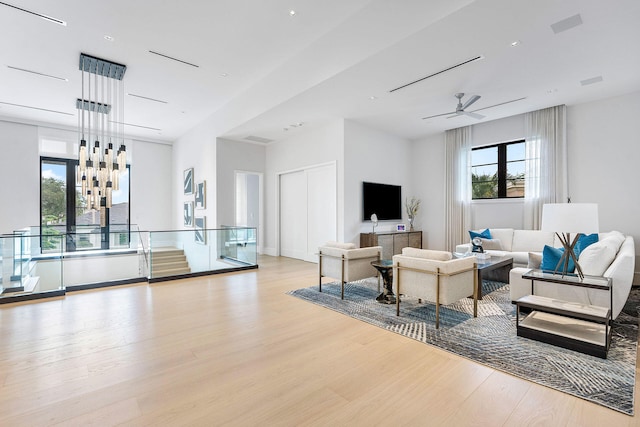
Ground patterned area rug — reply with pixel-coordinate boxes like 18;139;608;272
288;279;638;415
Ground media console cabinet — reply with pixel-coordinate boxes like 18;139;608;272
360;231;422;259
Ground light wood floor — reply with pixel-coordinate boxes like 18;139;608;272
1;255;639;426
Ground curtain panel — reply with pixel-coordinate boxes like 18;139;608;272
444;126;472;252
523;105;567;229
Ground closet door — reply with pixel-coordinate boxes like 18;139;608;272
279;163;337;262
306;164;336;261
279;170;307;260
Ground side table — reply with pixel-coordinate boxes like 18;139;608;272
371;260;396;304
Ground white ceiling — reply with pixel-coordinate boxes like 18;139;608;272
1;0;639;144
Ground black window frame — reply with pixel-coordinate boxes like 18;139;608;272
471;139;525;200
40;156;131;253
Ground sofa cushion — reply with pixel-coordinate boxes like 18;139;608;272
323;241;356;250
401;247;452;261
512;230;556;253
488;229;515;251
469;228;491;240
479;238;503;250
541;245;575;273
578;236;622;276
528;252;542;269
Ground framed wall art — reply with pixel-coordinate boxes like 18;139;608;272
184;201;194;227
195;180;206;209
184;168;194;195
195;216;206;244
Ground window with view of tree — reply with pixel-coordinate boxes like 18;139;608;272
41;157;130;253
471;140;525;199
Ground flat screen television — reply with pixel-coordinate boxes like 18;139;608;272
362;181;402;221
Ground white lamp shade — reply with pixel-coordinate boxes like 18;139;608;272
541;203;599;234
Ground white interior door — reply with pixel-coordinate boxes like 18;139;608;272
279;163;337;262
306;164;336;261
279;170;307;260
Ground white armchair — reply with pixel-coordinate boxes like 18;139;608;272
318;242;382;299
393;248;478;328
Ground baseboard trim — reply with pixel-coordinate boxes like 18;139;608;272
66;277;148;292
0;289;65;304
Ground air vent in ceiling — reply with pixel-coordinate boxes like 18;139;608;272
389;55;484;93
0;2;66;25
7;65;68;81
127;93;168;104
551;14;583;34
0;101;73;116
110;120;161;131
580;76;603;86
148;51;199;68
244;135;273;144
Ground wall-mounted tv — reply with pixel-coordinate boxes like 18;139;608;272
362;181;402;221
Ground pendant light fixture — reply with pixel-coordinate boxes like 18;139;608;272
76;53;127;215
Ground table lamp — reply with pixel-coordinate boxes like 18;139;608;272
540;203;599;280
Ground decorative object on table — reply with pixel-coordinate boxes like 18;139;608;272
288;278;638;415
183;201;194;227
396;224;406;232
471;237;490;260
195;216;206;244
195;180;206;209
370;213;378;233
405;196;421;231
541;203;599;280
184;168;194;195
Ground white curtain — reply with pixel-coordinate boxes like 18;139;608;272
524;105;567;229
445;126;472;252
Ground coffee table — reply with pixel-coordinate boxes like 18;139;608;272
476;255;513;299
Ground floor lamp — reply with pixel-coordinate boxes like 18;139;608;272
540;203;599;280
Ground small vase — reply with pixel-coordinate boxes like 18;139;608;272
408;216;414;231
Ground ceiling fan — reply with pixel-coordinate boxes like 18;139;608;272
422;93;528;121
422;93;484;120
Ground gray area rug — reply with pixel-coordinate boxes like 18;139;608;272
288;279;638;415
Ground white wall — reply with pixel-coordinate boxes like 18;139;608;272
172;122;217;236
344;120;413;244
264;120;344;255
567;90;640;252
0;120;173;235
216;138;266;228
0;121;40;231
130;139;173;231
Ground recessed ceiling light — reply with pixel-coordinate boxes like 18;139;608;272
510;40;521;47
546;88;558;94
104;35;114;41
219;73;228;77
289;10;296;16
369;96;378;100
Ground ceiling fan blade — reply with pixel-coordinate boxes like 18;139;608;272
471;97;527;113
462;94;481;109
446;112;462;119
462;111;485;120
422;111;456;120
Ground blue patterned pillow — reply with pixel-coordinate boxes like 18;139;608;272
541;245;575;273
469;228;492;240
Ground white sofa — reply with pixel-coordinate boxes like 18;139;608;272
457;228;635;320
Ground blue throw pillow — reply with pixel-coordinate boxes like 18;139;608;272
469;228;492;240
541;245;575;273
575;233;598;257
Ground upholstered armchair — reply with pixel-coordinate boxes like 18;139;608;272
392;248;478;328
318;242;382;299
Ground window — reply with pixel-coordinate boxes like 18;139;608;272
471;140;525;199
41;157;130;252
